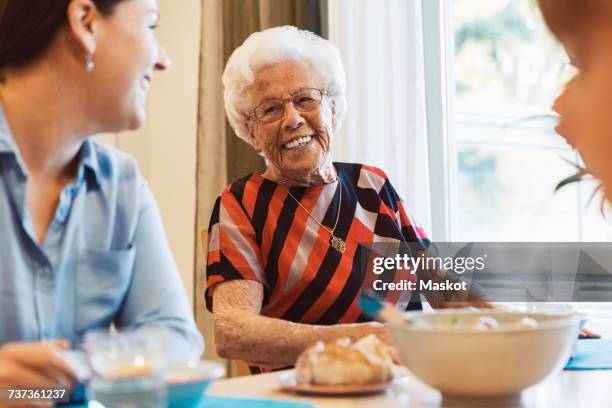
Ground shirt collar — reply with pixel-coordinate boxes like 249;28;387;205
78;138;101;188
0;99;101;188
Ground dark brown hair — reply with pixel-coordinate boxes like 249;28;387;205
538;0;612;40
0;0;125;76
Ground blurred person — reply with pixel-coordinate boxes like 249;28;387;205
539;0;610;339
0;0;203;397
540;0;612;200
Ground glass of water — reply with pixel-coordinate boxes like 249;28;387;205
84;329;167;408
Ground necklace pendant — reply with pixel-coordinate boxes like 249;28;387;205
330;236;346;254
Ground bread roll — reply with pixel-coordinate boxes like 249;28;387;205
295;335;396;385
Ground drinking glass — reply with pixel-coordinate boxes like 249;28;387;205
84;329;167;408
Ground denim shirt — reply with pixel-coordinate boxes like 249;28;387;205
0;103;203;360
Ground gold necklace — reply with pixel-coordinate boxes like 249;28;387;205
282;181;346;254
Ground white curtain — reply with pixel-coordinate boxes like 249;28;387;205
328;0;432;233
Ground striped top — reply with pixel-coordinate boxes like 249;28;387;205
205;162;429;324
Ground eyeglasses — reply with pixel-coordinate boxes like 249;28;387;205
250;88;325;123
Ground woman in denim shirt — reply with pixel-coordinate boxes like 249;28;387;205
0;0;203;392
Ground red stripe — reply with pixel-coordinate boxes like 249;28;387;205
340;297;363;323
218;229;261;282
338;219;377;323
266;223;329;318
206;275;225;296
269;186;324;302
299;217;363;323
208;248;220;264
379;200;399;222
223;191;261;249
267;211;378;321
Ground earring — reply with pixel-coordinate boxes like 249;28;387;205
86;55;95;73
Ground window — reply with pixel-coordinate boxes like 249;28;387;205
425;0;612;242
421;0;612;316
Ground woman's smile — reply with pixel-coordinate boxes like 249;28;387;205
282;134;314;150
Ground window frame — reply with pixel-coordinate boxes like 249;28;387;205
422;0;455;241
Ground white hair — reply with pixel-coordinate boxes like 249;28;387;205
222;26;348;144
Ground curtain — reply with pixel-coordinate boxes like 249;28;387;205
328;0;432;233
195;0;228;365
195;0;323;367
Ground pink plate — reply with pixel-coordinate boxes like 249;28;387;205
278;372;404;396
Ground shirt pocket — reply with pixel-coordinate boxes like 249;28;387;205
74;247;136;334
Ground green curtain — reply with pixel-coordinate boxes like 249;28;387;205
222;0;323;182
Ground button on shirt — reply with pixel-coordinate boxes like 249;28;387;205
0;103;203;360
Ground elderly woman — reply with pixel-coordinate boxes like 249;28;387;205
206;26;482;371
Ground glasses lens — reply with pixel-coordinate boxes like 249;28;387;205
293;89;322;112
255;100;284;123
253;89;323;123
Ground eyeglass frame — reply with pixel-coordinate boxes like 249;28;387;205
247;87;328;124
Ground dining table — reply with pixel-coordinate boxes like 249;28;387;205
207;317;612;408
207;368;612;408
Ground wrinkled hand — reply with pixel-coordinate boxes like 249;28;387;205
0;340;77;408
579;327;601;339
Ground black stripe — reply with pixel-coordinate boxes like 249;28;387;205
281;169;355;323
401;226;430;249
352;163;391;213
251;179;278;245
316;246;364;324
249;366;262;375
336;162;363;200
333;161;361;182
207;198;221;232
264;187;305;295
248;365;292;374
379;179;401;213
229;176;248;205
208;252;245;281
405;296;423;311
374;214;401;237
356;187;383;213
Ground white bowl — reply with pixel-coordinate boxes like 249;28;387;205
388;310;579;399
166;361;225;407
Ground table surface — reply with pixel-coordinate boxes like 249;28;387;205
208;369;612;408
208;317;612;408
